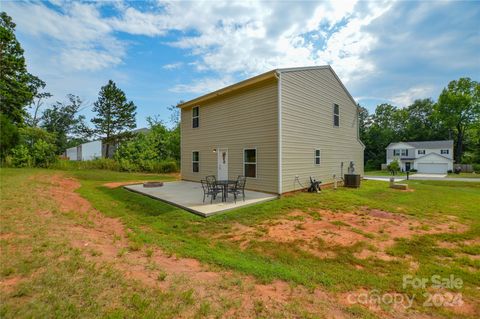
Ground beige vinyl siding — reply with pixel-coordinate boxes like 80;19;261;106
281;68;364;192
181;78;278;193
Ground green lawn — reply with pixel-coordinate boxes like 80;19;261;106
448;172;480;178
1;168;479;318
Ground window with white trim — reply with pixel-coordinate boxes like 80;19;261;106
393;149;400;156
314;149;321;165
244;149;256;178
441;149;449;154
192;106;199;128
401;149;408;156
418;150;425;155
333;104;339;127
192;151;199;172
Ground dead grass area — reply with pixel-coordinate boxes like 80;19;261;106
226;208;467;261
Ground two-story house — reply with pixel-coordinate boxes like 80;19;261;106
178;66;364;195
385;140;454;174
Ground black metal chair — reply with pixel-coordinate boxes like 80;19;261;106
202;176;222;203
228;175;246;203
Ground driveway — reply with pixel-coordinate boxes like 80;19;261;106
410;173;446;179
363;176;405;182
364;174;480;183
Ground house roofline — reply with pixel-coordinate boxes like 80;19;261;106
177;65;360;109
177;69;278;109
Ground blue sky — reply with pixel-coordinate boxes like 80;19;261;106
4;0;480;129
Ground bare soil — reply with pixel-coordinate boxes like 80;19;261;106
226;208;467;261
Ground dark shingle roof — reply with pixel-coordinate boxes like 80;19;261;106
387;140;453;149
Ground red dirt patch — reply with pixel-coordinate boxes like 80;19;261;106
225;208;467;262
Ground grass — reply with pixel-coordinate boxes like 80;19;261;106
1;167;480;318
448;172;480;178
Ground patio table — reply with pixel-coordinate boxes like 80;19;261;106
215;180;237;202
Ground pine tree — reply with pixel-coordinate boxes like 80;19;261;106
91;80;137;157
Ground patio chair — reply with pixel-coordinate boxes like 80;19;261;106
202;178;223;203
228;175;246;203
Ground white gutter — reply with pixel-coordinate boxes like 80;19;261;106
276;71;283;195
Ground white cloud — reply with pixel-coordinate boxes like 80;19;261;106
390;85;436;107
169;76;235;94
5;1;124;71
162;62;183;70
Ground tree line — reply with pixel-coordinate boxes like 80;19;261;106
0;12;179;172
359;79;479;170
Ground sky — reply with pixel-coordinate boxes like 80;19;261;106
3;0;480;129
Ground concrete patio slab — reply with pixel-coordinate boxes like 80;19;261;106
124;181;277;217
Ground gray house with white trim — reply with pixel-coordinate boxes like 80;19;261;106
386;140;454;174
178;66;365;194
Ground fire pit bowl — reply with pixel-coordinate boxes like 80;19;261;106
143;181;164;188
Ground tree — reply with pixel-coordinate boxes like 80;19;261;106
436;78;480;162
0;12;43;125
40;94;90;153
402;99;447;141
0;113;19;158
362;104;401;170
387;159;400;175
91;80;137;157
26;78;52;127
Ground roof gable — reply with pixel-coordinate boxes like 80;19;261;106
416;152;453;161
177;65;357;109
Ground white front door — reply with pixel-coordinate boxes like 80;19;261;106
217;148;228;180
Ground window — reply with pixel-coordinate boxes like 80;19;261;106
192;106;199;128
333;104;339;127
441;149;449;155
418;150;425;155
314;149;321;165
401;149;408;156
244;149;256;178
393;149;400;156
192;151;199;172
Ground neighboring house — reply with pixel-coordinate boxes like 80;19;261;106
65;128;149;161
178;66;365;195
385;140;454;174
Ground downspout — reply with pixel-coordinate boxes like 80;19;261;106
275;71;282;195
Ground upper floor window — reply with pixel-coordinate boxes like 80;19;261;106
333;104;340;127
418;150;425;155
441;149;449;155
244;149;257;178
314;149;321;165
192;151;199;172
394;149;408;156
192;106;199;128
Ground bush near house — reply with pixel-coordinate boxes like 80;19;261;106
386;159;400;175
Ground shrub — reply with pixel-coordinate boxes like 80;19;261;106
409;169;417;173
387;160;400;175
152;160;178;173
473;164;480;173
32;139;57;167
10;145;32;167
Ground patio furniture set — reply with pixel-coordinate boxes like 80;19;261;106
200;175;246;204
